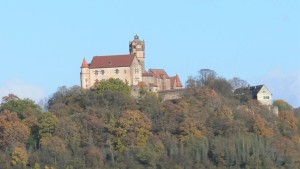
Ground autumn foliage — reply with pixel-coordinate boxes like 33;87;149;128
1;76;300;168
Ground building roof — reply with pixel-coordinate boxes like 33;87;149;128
249;85;264;96
142;71;154;77
149;69;170;79
81;58;89;68
170;74;183;87
89;54;135;68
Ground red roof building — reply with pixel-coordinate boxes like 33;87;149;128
80;35;183;93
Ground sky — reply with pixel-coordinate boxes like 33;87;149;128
0;1;299;107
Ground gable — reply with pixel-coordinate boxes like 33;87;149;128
257;85;272;95
149;69;170;79
89;54;135;68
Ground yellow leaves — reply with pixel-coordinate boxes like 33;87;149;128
11;147;28;167
177;118;204;142
216;106;233;121
107;110;152;151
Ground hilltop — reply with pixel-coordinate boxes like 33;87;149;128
1;69;300;169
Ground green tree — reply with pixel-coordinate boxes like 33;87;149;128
91;78;131;97
38;112;58;142
273;99;293;112
1;94;41;119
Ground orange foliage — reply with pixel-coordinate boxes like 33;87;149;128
252;114;273;138
0;112;30;148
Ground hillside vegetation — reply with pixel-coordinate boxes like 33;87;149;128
1;70;300;169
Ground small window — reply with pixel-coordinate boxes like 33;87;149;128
115;69;119;74
134;67;139;74
124;70;126;74
94;70;99;75
100;70;105;75
135;77;139;82
263;96;270;99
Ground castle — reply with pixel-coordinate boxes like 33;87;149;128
80;35;183;96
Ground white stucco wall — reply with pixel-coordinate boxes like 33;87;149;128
257;85;272;106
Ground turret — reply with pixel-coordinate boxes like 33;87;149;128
80;58;90;89
129;35;145;72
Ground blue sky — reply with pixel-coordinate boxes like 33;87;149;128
0;1;299;107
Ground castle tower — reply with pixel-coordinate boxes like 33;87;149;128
80;58;90;89
129;35;145;72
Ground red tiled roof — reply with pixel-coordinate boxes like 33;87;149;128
174;74;183;87
149;69;170;79
81;58;89;68
89;54;135;68
142;71;154;77
170;74;183;88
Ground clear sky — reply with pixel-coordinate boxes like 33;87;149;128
0;1;299;107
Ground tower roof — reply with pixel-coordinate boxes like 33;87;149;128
132;34;143;43
81;58;89;68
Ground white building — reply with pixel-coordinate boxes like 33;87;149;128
249;85;273;106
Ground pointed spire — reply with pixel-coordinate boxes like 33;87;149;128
81;58;89;68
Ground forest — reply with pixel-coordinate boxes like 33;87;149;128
1;69;300;169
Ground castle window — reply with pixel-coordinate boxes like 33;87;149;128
100;70;105;75
134;67;139;74
135;77;139;82
124;70;126;74
263;96;270;99
115;69;119;74
94;70;99;75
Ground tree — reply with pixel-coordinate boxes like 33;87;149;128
1;94;41;119
91;78;131;97
0;112;30;149
84;147;104;168
11;146;28;167
198;69;217;87
277;110;299;138
107;110;152;151
38;112;58;142
211;77;233;98
229;77;249;90
273;100;293;112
